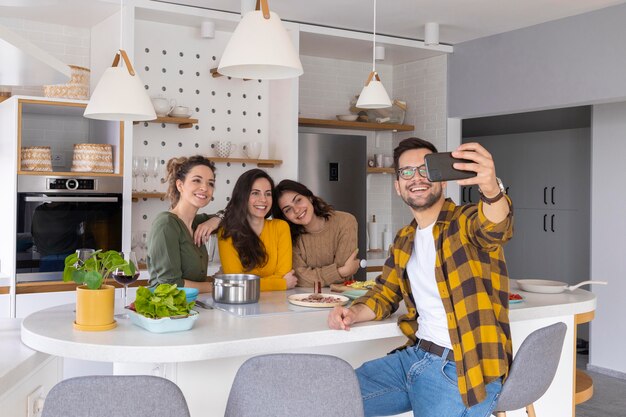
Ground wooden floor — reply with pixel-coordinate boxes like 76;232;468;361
576;354;626;417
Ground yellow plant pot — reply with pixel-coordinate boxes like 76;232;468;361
74;284;117;331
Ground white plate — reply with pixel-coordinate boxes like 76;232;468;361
516;279;607;294
287;293;349;308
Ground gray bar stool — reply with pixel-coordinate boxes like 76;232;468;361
225;353;365;417
41;375;191;417
493;322;567;417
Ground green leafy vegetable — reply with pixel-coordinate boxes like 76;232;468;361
134;284;194;318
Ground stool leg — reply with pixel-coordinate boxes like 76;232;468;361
526;404;537;417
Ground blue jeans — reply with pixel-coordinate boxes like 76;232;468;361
356;344;502;417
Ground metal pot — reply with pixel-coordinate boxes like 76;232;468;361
213;274;260;304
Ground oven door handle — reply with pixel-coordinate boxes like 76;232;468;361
24;196;120;203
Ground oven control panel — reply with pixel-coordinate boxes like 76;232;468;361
48;178;96;191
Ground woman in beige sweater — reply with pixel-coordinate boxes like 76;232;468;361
273;180;360;287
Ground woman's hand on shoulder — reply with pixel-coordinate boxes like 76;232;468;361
283;269;297;289
194;217;221;246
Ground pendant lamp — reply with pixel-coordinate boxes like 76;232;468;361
356;0;391;109
218;0;303;80
84;0;155;121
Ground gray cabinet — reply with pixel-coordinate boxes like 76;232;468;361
465;128;590;285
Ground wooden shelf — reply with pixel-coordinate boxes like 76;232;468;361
134;116;198;129
367;167;395;174
18;171;122;177
0;279;150;295
209;157;283;168
575;370;593;404
132;192;165;202
299;117;414;132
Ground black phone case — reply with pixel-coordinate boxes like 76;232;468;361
424;152;477;182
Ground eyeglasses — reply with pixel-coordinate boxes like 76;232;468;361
397;165;427;180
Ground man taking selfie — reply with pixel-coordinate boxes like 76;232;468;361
328;137;513;417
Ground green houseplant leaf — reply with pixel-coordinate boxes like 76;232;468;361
63;250;134;290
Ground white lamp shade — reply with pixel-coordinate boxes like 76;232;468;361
84;66;156;121
356;80;392;109
218;10;303;80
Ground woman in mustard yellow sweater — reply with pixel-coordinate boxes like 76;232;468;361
217;169;296;291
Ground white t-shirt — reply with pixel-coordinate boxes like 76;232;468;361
406;222;452;349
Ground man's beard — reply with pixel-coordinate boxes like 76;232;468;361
402;184;442;211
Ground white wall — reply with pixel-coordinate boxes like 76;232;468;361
299;54;448;235
298;55;393;120
391;55;448;231
589;102;626;376
0;17;90;96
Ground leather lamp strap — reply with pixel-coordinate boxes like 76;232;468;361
255;0;270;19
364;71;382;86
111;49;136;76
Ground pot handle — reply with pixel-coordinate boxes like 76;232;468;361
567;280;608;290
214;281;244;288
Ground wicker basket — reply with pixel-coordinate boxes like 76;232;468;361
43;65;90;100
71;143;114;173
21;146;53;172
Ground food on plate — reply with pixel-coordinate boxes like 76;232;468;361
509;293;523;301
344;280;377;290
301;293;345;303
133;283;195;319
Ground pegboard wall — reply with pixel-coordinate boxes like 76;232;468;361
132;19;273;234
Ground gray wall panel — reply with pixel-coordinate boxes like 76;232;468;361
449;3;626;118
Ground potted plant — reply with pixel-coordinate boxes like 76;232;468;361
63;249;135;331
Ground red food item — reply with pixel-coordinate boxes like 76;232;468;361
509;293;523;300
344;280;356;286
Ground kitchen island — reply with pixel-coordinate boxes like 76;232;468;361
21;283;596;417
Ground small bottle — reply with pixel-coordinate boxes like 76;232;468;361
383;226;392;252
368;215;379;250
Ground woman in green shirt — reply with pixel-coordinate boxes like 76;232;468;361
147;155;222;293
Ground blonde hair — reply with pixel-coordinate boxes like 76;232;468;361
165;155;216;209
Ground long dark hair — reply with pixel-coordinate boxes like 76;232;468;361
221;169;275;270
165;155;216;209
273;179;334;242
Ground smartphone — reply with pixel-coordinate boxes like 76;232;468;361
424;152;477;182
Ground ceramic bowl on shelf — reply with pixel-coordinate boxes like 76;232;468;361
336;114;358;121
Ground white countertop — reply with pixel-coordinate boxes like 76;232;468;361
0;318;51;395
21;284;596;364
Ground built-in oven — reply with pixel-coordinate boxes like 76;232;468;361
16;175;123;282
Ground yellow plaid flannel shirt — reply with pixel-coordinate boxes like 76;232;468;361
354;197;513;407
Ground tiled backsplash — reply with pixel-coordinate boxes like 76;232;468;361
299;55;393;120
0;17;90;96
299;54;448;239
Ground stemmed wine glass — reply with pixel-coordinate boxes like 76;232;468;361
141;157;150;192
132;156;140;192
148;156;160;192
113;251;139;319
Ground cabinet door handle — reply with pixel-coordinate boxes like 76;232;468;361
543;214;547;232
543;187;547;205
551;214;555;232
462;187;466;203
468;187;473;203
505;186;510;195
551;187;555;205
